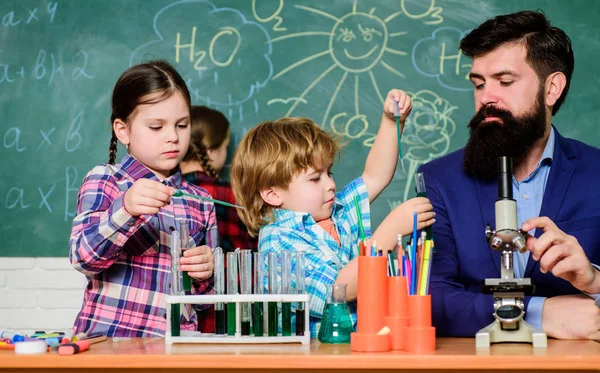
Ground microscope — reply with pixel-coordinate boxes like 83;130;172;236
475;156;547;348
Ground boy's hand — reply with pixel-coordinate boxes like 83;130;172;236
372;197;435;251
124;179;174;216
181;245;214;280
395;197;435;236
385;89;412;125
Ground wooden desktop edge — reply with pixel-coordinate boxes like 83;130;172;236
1;338;599;371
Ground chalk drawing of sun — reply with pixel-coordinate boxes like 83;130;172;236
270;1;408;134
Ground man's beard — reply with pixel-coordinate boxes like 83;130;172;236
463;90;547;180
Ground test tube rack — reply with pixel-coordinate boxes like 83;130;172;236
165;293;310;345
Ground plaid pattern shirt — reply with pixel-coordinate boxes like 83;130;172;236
69;154;218;337
258;177;371;338
183;171;257;253
183;171;257;333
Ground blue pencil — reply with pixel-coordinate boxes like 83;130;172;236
411;212;418;295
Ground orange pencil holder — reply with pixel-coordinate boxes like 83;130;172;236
350;256;390;352
405;294;436;352
384;276;409;350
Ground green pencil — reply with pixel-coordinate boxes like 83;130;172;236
354;196;365;241
172;190;245;209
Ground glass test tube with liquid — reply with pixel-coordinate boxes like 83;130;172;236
178;221;192;292
281;250;292;336
267;251;279;336
253;252;265;336
295;251;306;336
239;249;253;336
226;252;239;336
169;227;182;337
213;247;226;335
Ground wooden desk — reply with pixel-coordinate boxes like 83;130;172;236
1;338;599;373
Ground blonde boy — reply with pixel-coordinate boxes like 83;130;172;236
231;90;435;336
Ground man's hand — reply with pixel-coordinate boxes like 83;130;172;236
542;294;600;340
522;217;600;294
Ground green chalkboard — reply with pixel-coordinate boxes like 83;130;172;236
2;0;600;256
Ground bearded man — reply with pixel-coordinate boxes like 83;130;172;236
418;10;600;340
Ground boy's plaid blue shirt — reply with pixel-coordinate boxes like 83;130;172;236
258;177;371;338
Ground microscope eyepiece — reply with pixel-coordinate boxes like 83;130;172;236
497;156;513;200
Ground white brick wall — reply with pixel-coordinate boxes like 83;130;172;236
0;258;86;336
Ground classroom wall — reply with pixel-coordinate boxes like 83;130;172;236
5;0;600;258
0;258;85;334
2;0;600;334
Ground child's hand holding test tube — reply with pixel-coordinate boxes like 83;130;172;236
392;95;411;173
178;229;214;281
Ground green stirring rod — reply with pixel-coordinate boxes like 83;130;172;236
172;190;245;209
393;100;406;173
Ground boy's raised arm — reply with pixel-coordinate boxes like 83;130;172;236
362;89;412;203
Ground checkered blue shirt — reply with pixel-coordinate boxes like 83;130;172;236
258;177;371;338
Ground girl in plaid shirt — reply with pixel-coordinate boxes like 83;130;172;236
69;61;217;337
230;89;436;336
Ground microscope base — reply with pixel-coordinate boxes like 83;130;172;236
476;319;547;348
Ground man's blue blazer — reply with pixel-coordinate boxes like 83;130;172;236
418;127;600;337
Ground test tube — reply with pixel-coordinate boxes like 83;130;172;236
394;99;406;173
253;252;265;336
226;252;239;336
267;251;279;336
170;227;182;296
415;172;433;240
179;221;192;292
415;172;426;196
295;251;306;336
213;247;226;335
169;227;182;336
239;249;253;336
281;250;292;336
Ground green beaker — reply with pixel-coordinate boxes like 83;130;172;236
317;283;353;344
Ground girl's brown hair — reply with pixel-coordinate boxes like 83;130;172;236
182;106;230;178
108;60;191;164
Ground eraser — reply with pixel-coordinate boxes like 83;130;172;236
14;340;48;355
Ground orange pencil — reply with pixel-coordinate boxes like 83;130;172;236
358;239;365;256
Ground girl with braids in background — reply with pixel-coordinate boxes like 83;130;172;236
180;106;257;254
180;106;257;333
69;60;216;337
